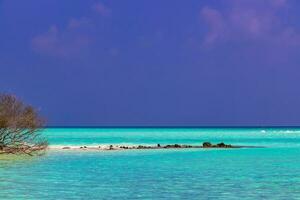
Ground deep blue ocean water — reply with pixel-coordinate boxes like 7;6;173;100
1;128;300;199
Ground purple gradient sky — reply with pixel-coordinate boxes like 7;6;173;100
1;0;300;126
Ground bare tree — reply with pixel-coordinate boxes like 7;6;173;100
0;94;47;155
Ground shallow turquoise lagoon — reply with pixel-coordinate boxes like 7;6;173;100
1;128;300;199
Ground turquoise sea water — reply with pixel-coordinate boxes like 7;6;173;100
1;128;300;199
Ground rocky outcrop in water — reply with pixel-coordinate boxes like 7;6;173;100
202;142;233;148
203;142;212;148
58;142;248;151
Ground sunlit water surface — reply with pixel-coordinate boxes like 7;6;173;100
1;128;300;199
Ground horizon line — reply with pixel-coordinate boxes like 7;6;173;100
44;126;300;129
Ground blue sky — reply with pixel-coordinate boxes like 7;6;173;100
1;0;300;126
